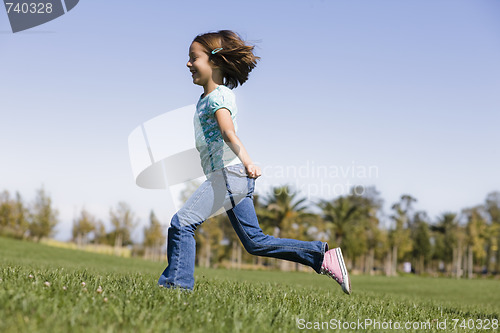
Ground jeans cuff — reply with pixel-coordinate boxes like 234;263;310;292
313;241;328;274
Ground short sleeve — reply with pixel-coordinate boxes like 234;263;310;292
208;88;236;116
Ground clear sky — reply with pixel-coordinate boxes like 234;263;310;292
1;0;499;242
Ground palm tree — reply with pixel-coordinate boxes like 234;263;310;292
261;185;310;239
259;184;311;271
411;211;431;274
389;194;416;275
316;195;360;248
462;205;488;278
431;212;459;275
350;186;384;275
315;191;368;271
485;191;500;274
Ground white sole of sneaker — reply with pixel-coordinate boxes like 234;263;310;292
335;248;351;295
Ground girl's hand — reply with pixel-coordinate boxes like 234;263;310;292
245;163;261;179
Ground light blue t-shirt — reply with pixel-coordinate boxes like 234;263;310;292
193;85;240;176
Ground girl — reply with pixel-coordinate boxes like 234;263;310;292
158;30;351;295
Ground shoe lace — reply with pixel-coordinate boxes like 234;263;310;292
321;265;340;283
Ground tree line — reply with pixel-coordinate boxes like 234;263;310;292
1;184;499;278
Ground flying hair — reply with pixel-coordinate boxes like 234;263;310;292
192;30;261;89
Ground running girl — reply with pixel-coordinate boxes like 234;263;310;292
158;30;351;295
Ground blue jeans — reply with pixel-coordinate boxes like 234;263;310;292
158;162;328;290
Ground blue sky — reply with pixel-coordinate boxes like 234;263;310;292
1;0;499;242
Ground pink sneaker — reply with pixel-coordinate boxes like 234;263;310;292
320;247;351;295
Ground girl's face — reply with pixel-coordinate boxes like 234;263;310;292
186;42;215;86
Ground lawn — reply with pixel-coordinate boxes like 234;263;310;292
0;237;498;332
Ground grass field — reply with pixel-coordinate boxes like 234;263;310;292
1;237;499;332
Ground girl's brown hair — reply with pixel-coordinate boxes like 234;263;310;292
193;30;260;89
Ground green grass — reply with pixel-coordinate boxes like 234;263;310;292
0;237;499;332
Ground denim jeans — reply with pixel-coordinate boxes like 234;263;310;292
158;162;328;290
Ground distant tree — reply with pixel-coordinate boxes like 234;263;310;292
348;186;385;275
484;191;500;274
389;194;416;275
462;205;488;278
315;188;371;271
262;185;310;239
72;207;97;246
485;191;500;223
260;184;311;270
28;186;59;242
411;211;431;274
93;220;108;245
194;214;224;268
109;201;139;247
143;210;166;261
317;194;360;248
0;190;29;239
431;212;459;274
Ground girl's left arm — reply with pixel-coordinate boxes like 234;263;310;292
214;108;261;178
